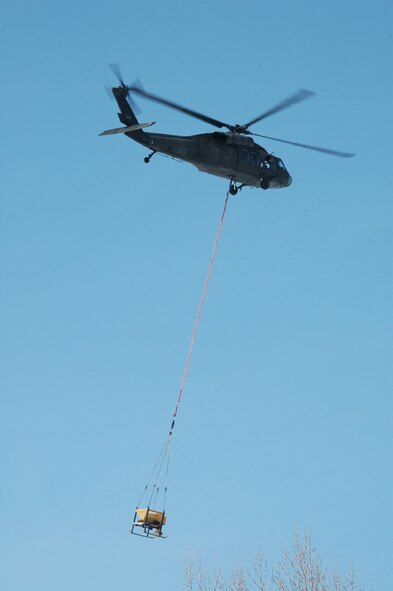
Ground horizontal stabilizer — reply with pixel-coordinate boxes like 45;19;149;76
99;121;155;136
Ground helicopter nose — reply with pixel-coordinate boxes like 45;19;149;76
286;173;292;186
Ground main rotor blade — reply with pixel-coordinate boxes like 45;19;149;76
242;89;315;130
128;86;231;130
252;132;355;157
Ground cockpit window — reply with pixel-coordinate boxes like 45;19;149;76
277;159;286;170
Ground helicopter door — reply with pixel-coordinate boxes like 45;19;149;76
239;149;260;171
221;145;237;169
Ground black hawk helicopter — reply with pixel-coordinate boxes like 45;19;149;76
100;65;354;194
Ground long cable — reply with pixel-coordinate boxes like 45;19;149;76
170;190;230;430
134;190;231;514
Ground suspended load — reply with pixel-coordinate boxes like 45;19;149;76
130;428;172;539
131;508;166;538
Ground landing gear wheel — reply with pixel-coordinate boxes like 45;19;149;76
260;178;269;190
144;150;156;164
229;183;238;196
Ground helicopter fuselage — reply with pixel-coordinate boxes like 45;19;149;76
128;129;292;189
103;84;300;190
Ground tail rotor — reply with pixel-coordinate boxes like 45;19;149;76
108;63;142;114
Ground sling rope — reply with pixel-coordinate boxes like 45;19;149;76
135;190;231;512
170;190;230;432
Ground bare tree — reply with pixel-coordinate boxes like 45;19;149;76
275;533;328;591
248;550;272;591
185;554;209;591
230;564;248;591
184;534;365;591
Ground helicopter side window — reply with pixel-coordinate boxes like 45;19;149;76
262;156;271;169
240;149;249;163
249;152;259;165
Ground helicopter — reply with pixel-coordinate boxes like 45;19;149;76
100;65;354;195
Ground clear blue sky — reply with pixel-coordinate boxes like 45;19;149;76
1;1;392;589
